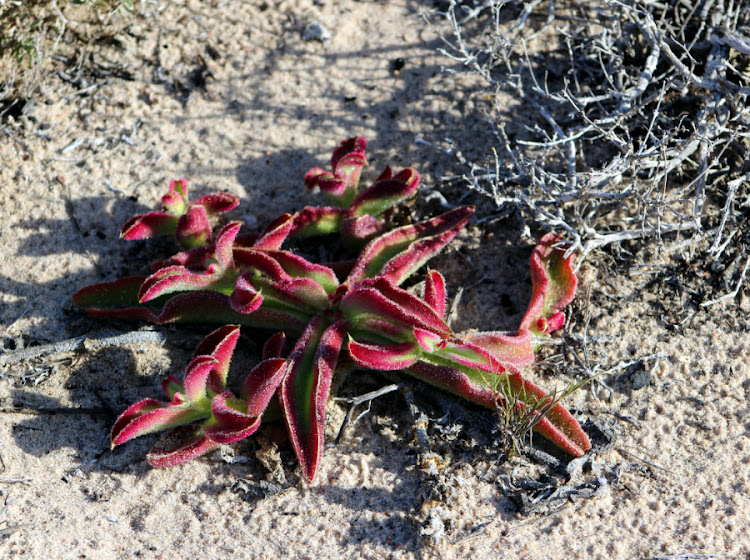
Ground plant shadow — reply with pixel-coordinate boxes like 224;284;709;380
8;346;158;469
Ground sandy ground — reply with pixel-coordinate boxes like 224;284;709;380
1;1;749;559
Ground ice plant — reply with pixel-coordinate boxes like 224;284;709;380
75;138;590;483
121;178;239;249
294;137;420;245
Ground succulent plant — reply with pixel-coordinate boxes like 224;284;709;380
75;138;590;483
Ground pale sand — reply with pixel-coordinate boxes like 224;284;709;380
1;1;748;559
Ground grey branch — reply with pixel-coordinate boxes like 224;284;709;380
0;330;166;366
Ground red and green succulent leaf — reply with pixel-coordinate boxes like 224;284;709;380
253;213;294;250
347;338;421;370
147;426;220;468
519;233;578;336
242;358;288;417
232;248;291;283
290;206;345;238
230;273;265;314
192;192;240;215
304;137;368;207
462;329;535;368
405;361;500;409
138;264;230;303
138;224;241;302
176;205;212;249
120;178;238;246
427;337;502;373
280;318;347;483
213;222;241;268
340;214;386;246
304;169;350;206
162;179;189;213
191;324;240;392
412;327;444;353
110;398;208;446
274;277;331;311
423;269;447;318
341;277;451;337
203;392;262;444
121;212;179;241
152;245;212;272
182;356;218;402
80;286;308;333
405;362;590;457
262;332;288;360
346;206;474;285
162;375;184;400
265;251;340;294
330;137;367;189
73;275;146;309
248;275;330;315
348;168;420;218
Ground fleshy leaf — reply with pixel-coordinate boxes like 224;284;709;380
428;337;502;373
152;245;212;272
290;206;344;238
405;361;498;409
304;168;349;203
519;233;577;335
176;205;212;249
330;137;367;188
254;213;294;250
304;138;367;207
280;318;347;483
162;375;184;400
405;362;590;456
81;288;309;333
462;330;535;368
413;327;445;352
203;392;261;444
341;277;450;336
232;249;291;283
183;355;219;402
348;168;419;218
241;358;288;416
340;214;385;246
191;324;240;392
147;426;219;468
73;276;146;309
138;264;225;303
213;222;241;269
262;332;288;360
347;338;421;370
121;212;178;241
193;192;240;215
271;277;331;312
111;399;206;446
346;206;474;285
230;273;264;314
162;179;188;214
423;269;447;318
266;251;340;294
502;369;591;457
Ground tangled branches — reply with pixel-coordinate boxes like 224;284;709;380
432;0;750;274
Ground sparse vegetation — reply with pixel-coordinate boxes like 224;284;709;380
0;0;141;101
428;0;749;303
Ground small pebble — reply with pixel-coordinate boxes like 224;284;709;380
302;21;332;43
